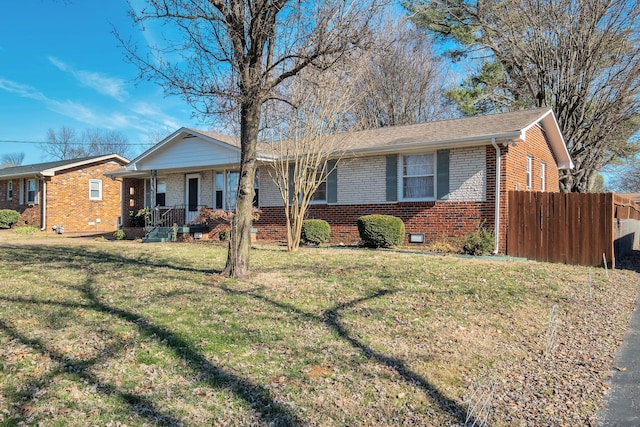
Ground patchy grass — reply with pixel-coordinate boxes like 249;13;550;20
0;234;637;426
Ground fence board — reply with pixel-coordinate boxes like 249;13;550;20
506;191;618;267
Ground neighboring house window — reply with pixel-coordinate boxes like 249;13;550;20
27;179;37;204
89;179;102;200
540;162;546;192
156;180;166;206
526;155;533;190
401;154;435;200
6;181;12;200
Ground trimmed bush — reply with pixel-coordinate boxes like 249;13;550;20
461;227;495;255
113;230;127;240
219;229;231;241
301;219;331;245
357;214;405;248
0;209;20;229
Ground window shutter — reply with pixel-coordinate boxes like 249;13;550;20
327;160;337;204
288;166;295;204
437;150;450;200
386;155;398;202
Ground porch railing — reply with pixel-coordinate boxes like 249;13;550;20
148;205;210;228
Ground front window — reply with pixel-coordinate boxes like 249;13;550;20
6;181;12;200
27;179;37;204
526;155;533;190
156;180;166;206
310;171;327;203
402;154;435;200
215;171;241;211
89;179;102;200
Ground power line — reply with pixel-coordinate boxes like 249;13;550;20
0;139;151;146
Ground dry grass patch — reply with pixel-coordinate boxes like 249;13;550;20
0;235;637;426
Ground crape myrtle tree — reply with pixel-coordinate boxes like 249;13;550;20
262;68;358;252
405;0;640;192
117;0;384;278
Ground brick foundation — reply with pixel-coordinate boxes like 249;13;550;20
255;201;495;247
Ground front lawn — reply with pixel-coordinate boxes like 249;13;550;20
0;236;636;426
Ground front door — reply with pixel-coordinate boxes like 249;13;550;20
185;174;200;223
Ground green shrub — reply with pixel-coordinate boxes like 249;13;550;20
0;209;20;229
357;214;405;248
13;226;39;235
219;229;231;241
301;219;331;245
113;230;127;240
129;208;150;228
461;227;495;255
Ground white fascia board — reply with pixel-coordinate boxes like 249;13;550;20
522;109;574;169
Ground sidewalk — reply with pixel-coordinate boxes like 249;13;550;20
598;284;640;426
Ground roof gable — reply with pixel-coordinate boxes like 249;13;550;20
0;154;129;179
126;128;241;172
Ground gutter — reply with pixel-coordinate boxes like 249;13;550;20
491;139;501;255
39;175;47;231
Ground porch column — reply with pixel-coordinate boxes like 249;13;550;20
150;170;157;208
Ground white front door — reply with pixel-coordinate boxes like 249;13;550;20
185;174;200;223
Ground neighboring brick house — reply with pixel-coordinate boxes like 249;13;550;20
107;108;573;251
0;154;129;233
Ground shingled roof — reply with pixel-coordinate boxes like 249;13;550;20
0;154;129;179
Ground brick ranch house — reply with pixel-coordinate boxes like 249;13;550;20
0;154;129;233
107;107;573;251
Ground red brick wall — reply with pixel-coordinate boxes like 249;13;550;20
255;201;494;246
503;126;560;193
122;178;146;226
0;179;43;227
45;162;123;232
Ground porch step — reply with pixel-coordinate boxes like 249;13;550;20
142;227;175;243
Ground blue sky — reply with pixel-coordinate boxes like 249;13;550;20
0;0;208;164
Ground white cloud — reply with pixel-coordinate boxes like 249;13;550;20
48;57;129;102
0;78;48;102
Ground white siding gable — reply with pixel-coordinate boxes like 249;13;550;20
137;135;240;171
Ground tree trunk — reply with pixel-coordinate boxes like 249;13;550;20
223;101;260;278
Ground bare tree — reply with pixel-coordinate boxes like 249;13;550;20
42;126;82;160
606;157;640;193
42;127;134;160
118;0;384;278
82;128;135;159
263;69;357;252
350;17;453;129
0;152;25;168
407;0;640;192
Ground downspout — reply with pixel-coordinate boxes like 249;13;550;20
491;139;501;255
39;176;47;231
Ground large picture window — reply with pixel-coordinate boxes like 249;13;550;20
310;171;327;203
402;154;435;200
215;170;260;211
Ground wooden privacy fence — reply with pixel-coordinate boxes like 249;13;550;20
506;191;640;268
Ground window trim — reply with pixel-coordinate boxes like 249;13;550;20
89;179;103;201
399;153;437;201
526;155;533;190
540;162;546;192
6;181;12;201
26;178;38;204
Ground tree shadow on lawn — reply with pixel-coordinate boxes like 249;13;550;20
220;285;469;424
0;278;302;426
0;243;222;275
